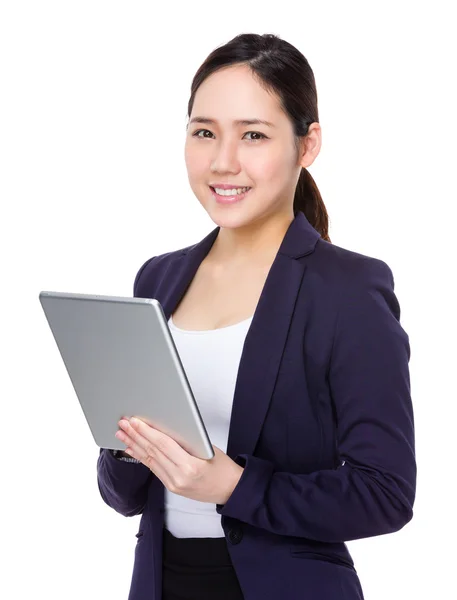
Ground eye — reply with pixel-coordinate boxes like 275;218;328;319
193;129;213;139
244;131;267;141
192;129;267;142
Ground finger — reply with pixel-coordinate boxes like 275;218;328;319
118;419;152;452
128;418;185;465
117;429;171;483
119;419;177;471
116;429;149;461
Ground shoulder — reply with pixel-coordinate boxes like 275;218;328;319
313;238;395;291
305;239;400;321
133;243;195;297
311;239;402;327
134;238;396;304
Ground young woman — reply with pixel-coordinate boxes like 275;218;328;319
97;33;416;600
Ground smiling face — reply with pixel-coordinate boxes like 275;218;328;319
184;64;318;229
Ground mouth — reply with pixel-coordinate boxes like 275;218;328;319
209;185;252;204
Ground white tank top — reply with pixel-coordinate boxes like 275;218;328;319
163;313;254;538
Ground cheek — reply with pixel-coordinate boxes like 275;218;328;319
275;143;298;177
184;145;208;180
254;154;291;186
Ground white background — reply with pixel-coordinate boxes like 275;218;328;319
1;1;455;598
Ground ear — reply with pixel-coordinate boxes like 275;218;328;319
298;122;322;169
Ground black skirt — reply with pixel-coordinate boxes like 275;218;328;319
162;527;245;600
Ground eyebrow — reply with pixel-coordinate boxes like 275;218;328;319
188;117;275;128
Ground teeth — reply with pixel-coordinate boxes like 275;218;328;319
213;186;250;196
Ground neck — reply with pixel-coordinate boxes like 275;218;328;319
208;210;295;267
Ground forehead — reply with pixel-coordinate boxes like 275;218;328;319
191;65;284;124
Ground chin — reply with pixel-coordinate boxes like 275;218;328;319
197;186;266;228
207;209;261;231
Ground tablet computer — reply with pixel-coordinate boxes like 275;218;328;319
39;291;214;460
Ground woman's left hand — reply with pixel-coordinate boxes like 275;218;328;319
115;417;244;505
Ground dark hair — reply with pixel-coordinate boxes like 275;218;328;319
186;33;331;243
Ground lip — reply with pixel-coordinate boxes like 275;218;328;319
210;185;252;204
209;183;251;190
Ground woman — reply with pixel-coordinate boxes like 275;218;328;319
97;33;416;600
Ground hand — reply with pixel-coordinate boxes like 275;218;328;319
115;417;244;505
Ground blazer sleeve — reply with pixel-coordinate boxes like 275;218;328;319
216;260;416;543
96;256;157;517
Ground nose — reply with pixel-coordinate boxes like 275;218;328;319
210;138;241;174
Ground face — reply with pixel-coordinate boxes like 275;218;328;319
184;64;320;229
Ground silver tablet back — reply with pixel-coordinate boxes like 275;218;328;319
39;291;214;459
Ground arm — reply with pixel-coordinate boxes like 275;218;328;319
97;448;152;516
216;261;416;543
96;256;157;517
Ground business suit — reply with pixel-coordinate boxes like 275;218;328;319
97;210;416;600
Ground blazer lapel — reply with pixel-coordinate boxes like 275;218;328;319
154;211;321;461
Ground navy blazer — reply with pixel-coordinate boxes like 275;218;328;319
97;211;416;600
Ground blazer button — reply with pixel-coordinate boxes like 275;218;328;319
228;527;243;544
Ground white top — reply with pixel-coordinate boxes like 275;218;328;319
163;313;254;538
